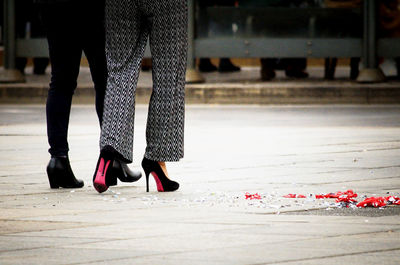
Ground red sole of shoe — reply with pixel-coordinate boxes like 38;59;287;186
94;158;111;193
151;172;164;192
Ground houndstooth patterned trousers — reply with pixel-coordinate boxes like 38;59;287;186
100;0;187;163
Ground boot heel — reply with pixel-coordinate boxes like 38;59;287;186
47;175;59;189
106;169;118;187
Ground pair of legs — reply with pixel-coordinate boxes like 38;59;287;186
93;0;188;193
42;1;106;156
260;58;308;81
42;1;141;188
198;58;241;73
325;57;360;80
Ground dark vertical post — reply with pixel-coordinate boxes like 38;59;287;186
364;0;376;68
186;0;204;83
357;0;385;83
187;0;195;69
4;0;16;69
0;0;25;83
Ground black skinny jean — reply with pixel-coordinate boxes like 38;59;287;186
40;1;107;157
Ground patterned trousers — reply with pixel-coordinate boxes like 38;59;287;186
100;0;188;163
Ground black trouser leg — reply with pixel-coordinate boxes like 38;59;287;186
324;57;337;80
82;1;107;125
15;57;27;74
395;57;400;79
41;3;82;157
84;47;107;126
350;57;360;80
45;42;81;156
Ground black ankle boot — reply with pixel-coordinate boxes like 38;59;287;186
113;160;142;183
47;157;84;189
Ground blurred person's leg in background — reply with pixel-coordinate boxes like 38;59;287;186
379;0;400;80
260;58;276;81
15;0;49;75
198;0;240;73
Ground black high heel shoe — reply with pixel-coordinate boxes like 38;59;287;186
141;157;179;192
93;147;117;193
113;160;142;183
47;157;84;189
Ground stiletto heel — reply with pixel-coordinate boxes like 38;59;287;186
141;157;179;192
145;172;149;192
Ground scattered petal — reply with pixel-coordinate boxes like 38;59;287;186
283;194;306;198
245;192;262;200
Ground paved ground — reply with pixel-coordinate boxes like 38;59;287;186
1;104;400;264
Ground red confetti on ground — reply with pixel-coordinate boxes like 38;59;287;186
245;193;262;200
280;190;400;209
357;196;400;208
336;196;357;203
315;190;357;200
283;194;306;198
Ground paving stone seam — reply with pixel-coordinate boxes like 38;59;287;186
319;139;400;146
258;247;400;265
0;238;110;254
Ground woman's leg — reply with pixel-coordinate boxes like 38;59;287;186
42;3;82;157
100;0;149;163
144;0;188;162
81;0;107;126
41;3;84;189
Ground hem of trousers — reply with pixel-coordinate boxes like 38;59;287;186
144;152;183;162
100;143;184;163
100;142;133;164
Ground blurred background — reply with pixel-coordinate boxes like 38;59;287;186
1;0;400;102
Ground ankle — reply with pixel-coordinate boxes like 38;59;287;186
157;161;169;178
51;155;68;160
